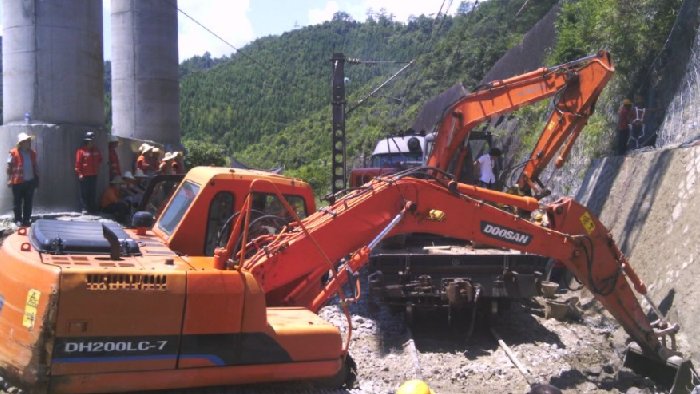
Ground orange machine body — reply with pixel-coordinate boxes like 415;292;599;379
242;174;664;359
0;168;341;393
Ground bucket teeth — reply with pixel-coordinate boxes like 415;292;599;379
623;342;696;393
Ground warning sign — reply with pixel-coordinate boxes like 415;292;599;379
23;289;41;329
579;212;596;235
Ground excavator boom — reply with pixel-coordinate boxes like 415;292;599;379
239;171;673;362
231;52;688;385
425;51;613;196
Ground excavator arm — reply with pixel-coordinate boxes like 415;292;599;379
232;170;677;363
517;52;613;196
425;51;613;196
212;50;683;381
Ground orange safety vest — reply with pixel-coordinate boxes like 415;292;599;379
136;155;150;171
158;161;175;175
7;147;38;185
75;146;102;177
100;185;120;208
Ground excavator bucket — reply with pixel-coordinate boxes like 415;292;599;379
623;343;696;393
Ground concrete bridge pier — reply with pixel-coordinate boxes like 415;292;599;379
0;0;105;213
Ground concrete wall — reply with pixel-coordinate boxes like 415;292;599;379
111;0;181;147
1;0;103;125
0;0;105;213
576;145;700;362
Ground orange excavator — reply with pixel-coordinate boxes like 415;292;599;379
348;50;616;324
0;52;691;393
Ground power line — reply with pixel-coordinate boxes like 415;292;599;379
347;59;416;115
347;59;412;65
170;1;273;73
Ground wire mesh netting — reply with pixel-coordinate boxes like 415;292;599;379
652;0;700;147
655;31;700;147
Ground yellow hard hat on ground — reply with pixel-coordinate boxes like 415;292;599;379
396;379;435;394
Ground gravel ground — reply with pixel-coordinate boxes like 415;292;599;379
141;279;668;394
312;279;664;394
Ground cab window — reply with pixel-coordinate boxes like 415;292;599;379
250;193;308;220
204;192;235;256
157;181;200;235
284;195;309;219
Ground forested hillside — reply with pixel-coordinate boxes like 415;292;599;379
179;0;558;192
497;0;688;198
179;0;687;195
511;0;685;161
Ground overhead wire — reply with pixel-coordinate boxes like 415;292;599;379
169;0;274;74
397;0;458;115
170;0;314;134
172;0;452;142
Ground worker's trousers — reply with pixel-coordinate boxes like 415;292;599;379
79;175;98;213
12;180;36;225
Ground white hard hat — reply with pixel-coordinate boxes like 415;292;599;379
122;171;135;180
17;132;32;143
139;143;152;153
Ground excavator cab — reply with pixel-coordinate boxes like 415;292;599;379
151;167;316;257
0;167;353;393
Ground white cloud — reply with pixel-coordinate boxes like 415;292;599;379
309;1;340;25
177;0;254;61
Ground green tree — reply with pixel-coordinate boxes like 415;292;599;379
183;140;228;168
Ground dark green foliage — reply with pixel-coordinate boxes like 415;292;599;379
550;0;683;97
180;0;558;195
180;52;230;78
509;0;686;162
182;140;228;168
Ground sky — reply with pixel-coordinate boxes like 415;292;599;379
172;0;457;61
2;1;456;62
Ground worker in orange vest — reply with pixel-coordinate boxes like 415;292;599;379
158;152;176;175
74;131;102;213
108;136;121;181
173;151;186;174
6;132;39;226
100;176;130;223
148;147;161;175
136;144;155;175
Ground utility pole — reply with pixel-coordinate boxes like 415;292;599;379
329;54;413;196
331;53;347;196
